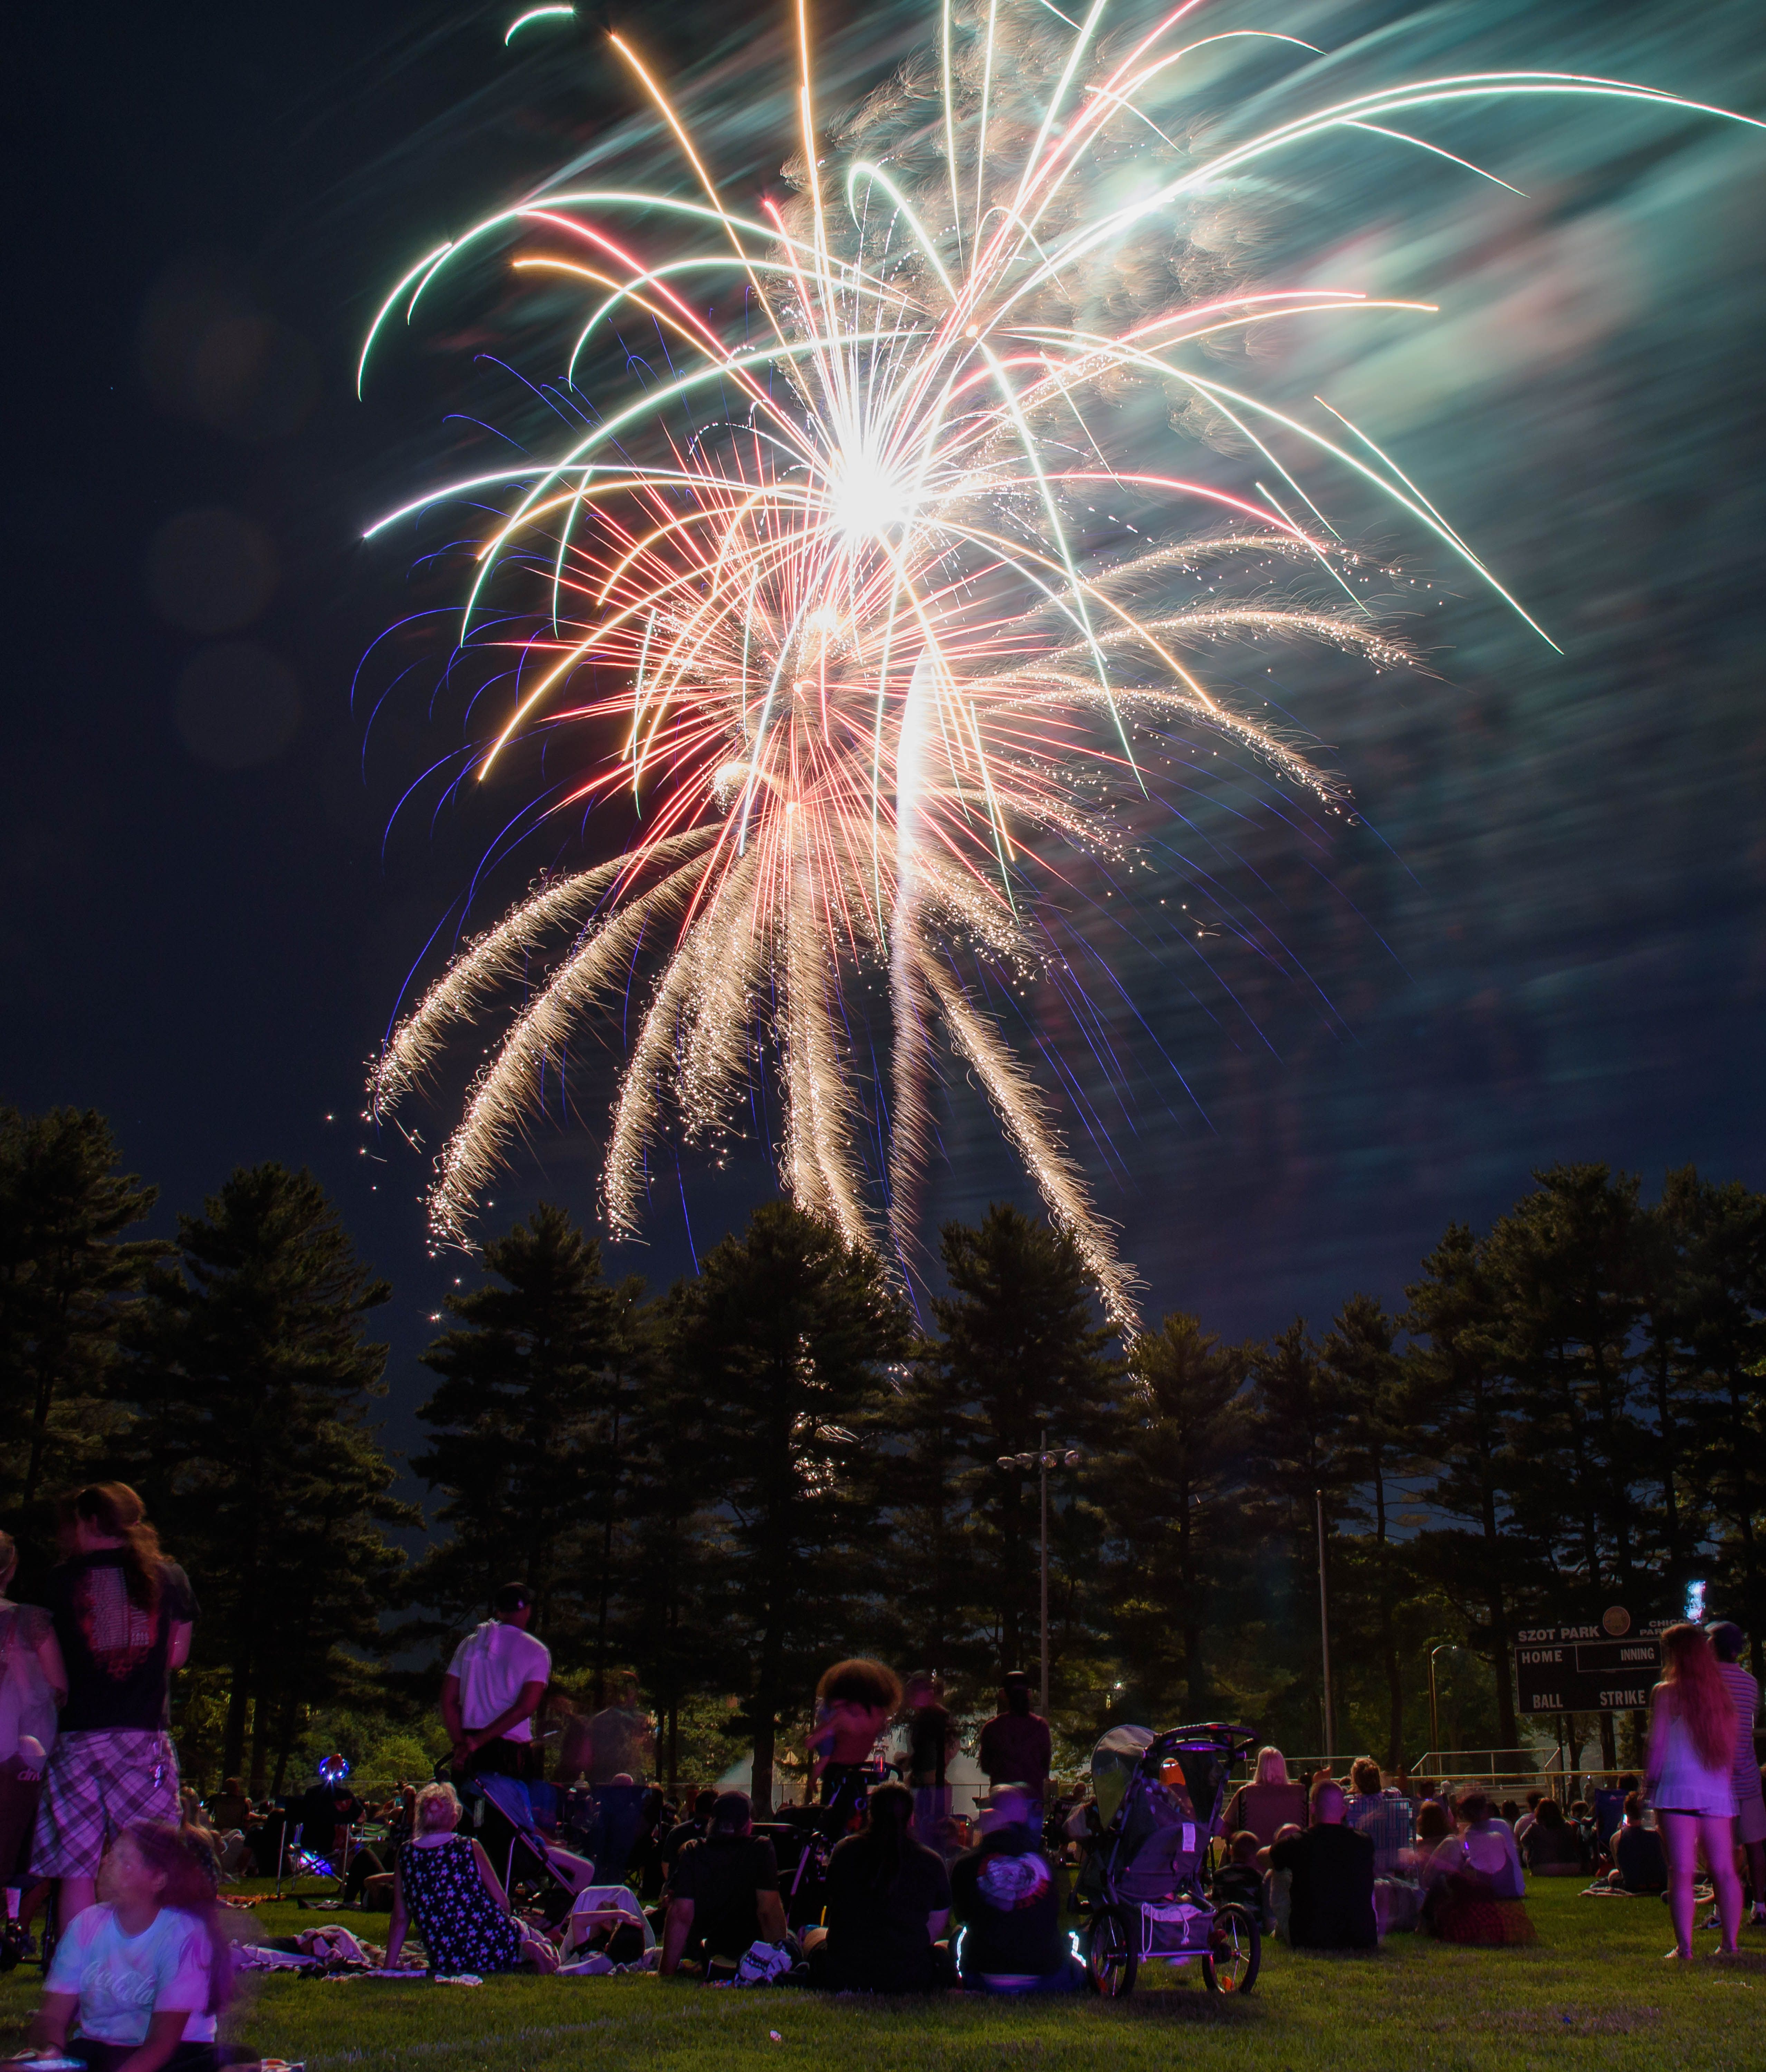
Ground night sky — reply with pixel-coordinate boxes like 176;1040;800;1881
8;0;1764;1480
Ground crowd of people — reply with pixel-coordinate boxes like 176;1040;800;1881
0;1480;1762;2062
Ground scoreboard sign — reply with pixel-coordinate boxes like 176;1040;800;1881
1514;1620;1665;1715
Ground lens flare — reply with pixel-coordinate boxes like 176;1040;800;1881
361;1;1758;1322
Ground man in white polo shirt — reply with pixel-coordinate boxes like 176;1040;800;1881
441;1583;552;1781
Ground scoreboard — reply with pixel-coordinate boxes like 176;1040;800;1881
1513;1623;1665;1715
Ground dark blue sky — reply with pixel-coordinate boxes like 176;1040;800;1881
7;0;1764;1484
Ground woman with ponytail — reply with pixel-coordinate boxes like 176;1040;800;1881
1647;1621;1743;1959
804;1781;953;1991
31;1486;198;1929
29;1820;231;2072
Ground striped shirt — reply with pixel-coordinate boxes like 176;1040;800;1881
1718;1662;1762;1798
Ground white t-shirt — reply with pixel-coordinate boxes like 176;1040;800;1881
46;1903;217;2044
447;1619;551;1740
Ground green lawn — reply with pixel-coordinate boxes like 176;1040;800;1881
3;1881;1761;2072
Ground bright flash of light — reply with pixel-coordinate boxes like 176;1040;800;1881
505;6;575;46
361;1;1758;1322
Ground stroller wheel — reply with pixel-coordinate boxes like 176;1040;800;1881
1084;1908;1138;1998
1202;1903;1260;1995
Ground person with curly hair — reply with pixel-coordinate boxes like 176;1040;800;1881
807;1660;901;1822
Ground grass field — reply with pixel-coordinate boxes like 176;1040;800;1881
2;1880;1761;2072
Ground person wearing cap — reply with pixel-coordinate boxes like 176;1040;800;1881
1709;1621;1766;1925
977;1672;1052;1829
441;1584;552;1782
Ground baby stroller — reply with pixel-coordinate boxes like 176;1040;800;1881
1072;1721;1263;1996
461;1772;597;1924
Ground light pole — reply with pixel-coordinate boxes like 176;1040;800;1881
1429;1644;1461;1761
1315;1489;1335;1762
999;1429;1082;1714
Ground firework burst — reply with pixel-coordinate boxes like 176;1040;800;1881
360;0;1755;1322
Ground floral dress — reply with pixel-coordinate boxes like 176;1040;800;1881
398;1835;524;1974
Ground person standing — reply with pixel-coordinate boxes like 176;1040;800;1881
807;1660;901;1822
1646;1621;1741;1960
440;1584;551;1781
30;1484;197;1929
0;1527;67;1922
903;1673;954;1847
1708;1621;1766;1926
574;1672;657;1786
977;1671;1052;1827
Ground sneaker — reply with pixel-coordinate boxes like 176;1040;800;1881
1701;1908;1721;1930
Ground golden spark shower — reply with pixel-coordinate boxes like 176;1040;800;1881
359;0;1756;1320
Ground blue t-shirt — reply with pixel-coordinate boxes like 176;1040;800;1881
45;1904;217;2044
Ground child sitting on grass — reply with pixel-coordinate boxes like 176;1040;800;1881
1211;1831;1269;1929
28;1822;233;2072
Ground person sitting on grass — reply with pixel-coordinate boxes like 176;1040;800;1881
659;1792;786;1978
386;1782;557;1976
29;1821;233;2072
1521;1798;1585;1877
1261;1821;1304;1942
947;1785;1079;1994
1268;1779;1377;1951
658;1790;718;1886
1224;1747;1308;1849
804;1782;953;1992
1343;1758;1413;1876
1420;1792;1533;1946
1604;1793;1668;1893
1513;1791;1545;1847
1210;1830;1269;1929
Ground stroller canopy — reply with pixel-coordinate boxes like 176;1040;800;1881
1090;1725;1154;1831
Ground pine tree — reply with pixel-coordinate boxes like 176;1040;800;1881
925;1204;1122;1680
0;1106;165;1537
873;1344;981;1682
1663;1172;1766;1668
1248;1319;1349;1750
1320;1293;1419;1769
1405;1222;1537;1753
664;1200;909;1812
410;1203;623;1660
1483;1166;1648;1620
1105;1313;1249;1720
623;1286;734;1787
128;1164;412;1784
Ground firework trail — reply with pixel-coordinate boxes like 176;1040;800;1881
359;0;1756;1322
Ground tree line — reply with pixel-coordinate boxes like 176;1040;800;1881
1;1103;1761;1801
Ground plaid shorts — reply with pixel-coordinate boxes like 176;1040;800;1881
30;1730;181;1878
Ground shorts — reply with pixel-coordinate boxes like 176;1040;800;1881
463;1737;542;1783
30;1731;180;1879
1737;1794;1766;1848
